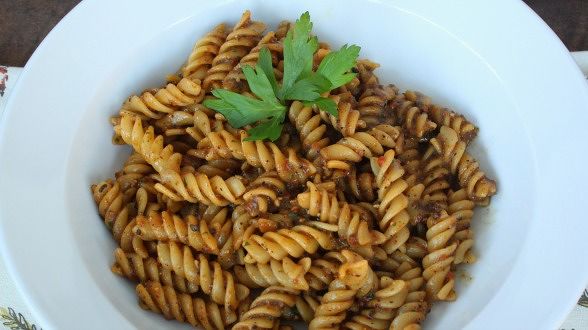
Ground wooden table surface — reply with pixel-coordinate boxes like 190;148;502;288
0;0;587;67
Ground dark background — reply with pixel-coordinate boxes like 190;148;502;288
0;0;586;67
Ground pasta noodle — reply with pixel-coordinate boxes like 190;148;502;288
319;93;365;137
182;24;228;80
448;189;476;264
295;294;321;323
232;286;299;330
429;126;497;201
334;167;378;202
223;30;284;92
242;225;334;263
345;277;409;330
137;281;230;329
389;91;437;139
391;261;428;330
111;248;198;294
203;11;266;91
297;182;387;255
403;90;478;143
370;150;412;254
288;101;330;160
242;171;286;216
358;84;397;128
234;257;312;290
185;107;232;142
154;169;247;205
309;251;376;329
192;130;316;184
423;211;457;301
120;77;204;120
155;241;250;317
91;10;498;329
134;211;221;254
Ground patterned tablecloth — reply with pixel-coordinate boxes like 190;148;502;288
0;63;587;330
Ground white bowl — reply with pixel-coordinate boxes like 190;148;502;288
1;0;587;329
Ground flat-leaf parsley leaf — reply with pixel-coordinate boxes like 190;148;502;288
203;11;360;141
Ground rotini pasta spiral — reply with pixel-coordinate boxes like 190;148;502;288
111;248;198;294
423;211;457;301
295;294;321;323
197;159;242;179
204;10;266;91
309;278;356;330
242;171;286;216
345;277;409;330
304;251;346;291
135;185;161;216
448;189;476;265
120;77;204;120
390;261;428;330
309;251;375;330
182;24;228;80
370;150;412;254
136;281;230;329
313;42;331;69
201;205;233;251
405;89;478;143
288;101;330;160
193;130;316;184
318;92;365;136
185;107;232;142
94;11;498;329
368;124;405;152
356;59;381;92
358;84;397;128
154;110;195;137
234;257;312;290
334;167;377;203
91;179;148;256
337;250;379;298
153;168;247;206
230;205;255;249
337;76;361;97
320;131;386;166
420;153;451;211
118;115;182;175
135;177;185;216
429;126;497;201
405;237;429;261
115;152;154;199
243;225;334;263
396;138;421;176
389;92;437;139
156;241;250;315
223;31;284;92
232;286;299;330
91;179;133;233
133;211;221;254
320;125;404;172
297;182;387;250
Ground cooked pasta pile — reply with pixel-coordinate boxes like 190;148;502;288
91;10;497;330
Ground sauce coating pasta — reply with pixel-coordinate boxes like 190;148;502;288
92;10;497;329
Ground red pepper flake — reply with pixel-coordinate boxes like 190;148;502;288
377;156;386;166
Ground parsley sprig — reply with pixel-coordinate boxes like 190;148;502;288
203;12;360;141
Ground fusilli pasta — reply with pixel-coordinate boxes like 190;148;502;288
137;281;230;329
203;11;266;91
91;11;497;329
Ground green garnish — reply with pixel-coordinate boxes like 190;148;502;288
203;11;360;141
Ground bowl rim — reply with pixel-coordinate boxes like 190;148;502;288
1;0;588;329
